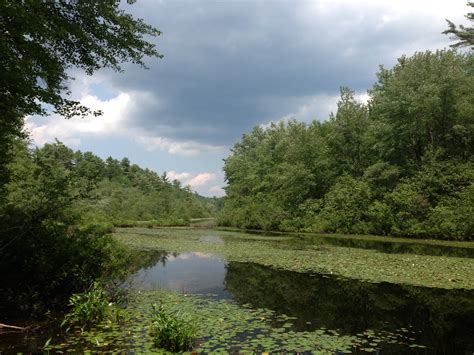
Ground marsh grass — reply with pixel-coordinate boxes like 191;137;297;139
150;302;197;351
113;217;189;228
61;283;111;330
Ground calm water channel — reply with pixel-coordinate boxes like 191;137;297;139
1;231;473;354
128;248;474;354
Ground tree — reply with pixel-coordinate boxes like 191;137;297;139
0;0;162;187
369;50;474;168
326;87;372;176
443;1;474;49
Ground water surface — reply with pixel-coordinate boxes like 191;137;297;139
127;249;474;354
2;229;473;354
131;251;232;298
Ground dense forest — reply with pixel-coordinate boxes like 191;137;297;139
220;50;473;240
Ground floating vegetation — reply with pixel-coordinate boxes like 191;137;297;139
114;227;474;289
43;290;427;353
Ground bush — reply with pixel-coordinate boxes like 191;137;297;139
0;219;129;316
150;302;196;352
428;183;474;240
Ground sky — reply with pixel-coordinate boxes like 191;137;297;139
25;0;469;197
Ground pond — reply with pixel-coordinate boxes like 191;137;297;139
2;227;473;354
126;249;474;354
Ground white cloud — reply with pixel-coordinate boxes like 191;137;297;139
187;173;216;187
167;170;192;181
167;171;216;188
260;93;340;129
355;92;370;105
137;135;225;156
24;92;130;146
209;185;225;197
24;90;225;156
290;94;340;122
165;170;224;196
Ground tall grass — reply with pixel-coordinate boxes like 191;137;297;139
150;302;197;352
61;283;110;330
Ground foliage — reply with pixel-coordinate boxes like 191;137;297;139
0;1;167;316
45;289;427;353
0;0;162;188
443;1;474;49
62;283;111;330
0;140;215;315
220;50;474;240
150;302;197;352
312;175;372;234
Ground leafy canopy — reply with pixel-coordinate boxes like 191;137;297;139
0;0;162;186
0;0;162;120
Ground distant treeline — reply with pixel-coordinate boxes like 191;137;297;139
7;139;219;226
220;50;473;240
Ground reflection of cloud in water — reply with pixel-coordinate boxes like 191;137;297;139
167;251;220;262
130;251;232;299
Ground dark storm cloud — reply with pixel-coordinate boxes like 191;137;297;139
96;0;456;146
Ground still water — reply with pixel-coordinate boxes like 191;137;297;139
131;251;232;299
129;247;474;354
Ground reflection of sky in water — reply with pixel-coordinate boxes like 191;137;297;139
131;252;232;299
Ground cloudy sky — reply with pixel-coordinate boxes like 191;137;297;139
25;0;468;196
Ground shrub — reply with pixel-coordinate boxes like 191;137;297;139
150;302;196;352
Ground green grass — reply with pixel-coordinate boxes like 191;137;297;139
113;227;474;289
190;217;217;228
112;218;189;228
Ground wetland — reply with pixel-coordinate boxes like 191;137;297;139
2;227;473;354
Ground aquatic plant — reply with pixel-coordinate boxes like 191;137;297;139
62;283;110;329
113;227;474;289
46;289;425;353
150;302;197;351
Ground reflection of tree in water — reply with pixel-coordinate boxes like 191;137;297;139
135;250;179;272
224;262;474;354
126;249;177;274
157;251;180;267
284;235;474;258
114;250;179;300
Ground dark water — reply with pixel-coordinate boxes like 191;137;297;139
128;251;474;354
240;230;474;258
293;235;474;258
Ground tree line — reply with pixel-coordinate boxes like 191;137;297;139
220;50;473;240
